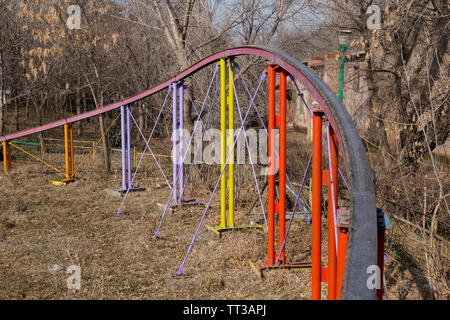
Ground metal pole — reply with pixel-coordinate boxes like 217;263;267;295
126;106;132;189
69;124;74;178
312;110;323;300
338;45;347;102
328;126;338;299
278;69;287;263
2;141;11;175
2;141;6;175
228;59;235;228
220;58;227;228
179;83;184;202
121;106;127;190
173;82;178;205
337;224;348;299
64;124;70;181
377;210;386;300
337;44;349;299
267;65;276;265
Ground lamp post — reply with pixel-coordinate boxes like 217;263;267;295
338;29;352;102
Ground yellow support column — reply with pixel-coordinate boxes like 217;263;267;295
205;58;264;236
227;58;235;228
206;57;229;234
220;57;227;229
63;123;74;182
2;141;11;175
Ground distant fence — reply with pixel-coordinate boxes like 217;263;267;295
387;213;449;269
9;137;171;173
10;140;42;160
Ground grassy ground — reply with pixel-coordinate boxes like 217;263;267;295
0;149;324;300
1;130;440;300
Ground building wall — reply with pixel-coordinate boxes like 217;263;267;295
288;52;369;138
286;50;449;160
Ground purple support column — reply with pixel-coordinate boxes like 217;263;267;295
179;83;185;202
126;106;132;189
121;105;127;190
172;82;178;205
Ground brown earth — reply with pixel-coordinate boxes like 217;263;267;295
0;132;433;300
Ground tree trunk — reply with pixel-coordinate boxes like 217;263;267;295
365;51;393;168
14;94;19;131
0;53;4;135
98;95;110;174
0;87;4;136
83;89;89;123
25;94;30;121
138;101;144;130
76;85;82;136
57;93;63;120
39;132;45;161
177;56;194;132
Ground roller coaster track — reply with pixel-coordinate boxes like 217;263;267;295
0;46;377;300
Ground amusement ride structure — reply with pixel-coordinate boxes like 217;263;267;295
0;46;384;300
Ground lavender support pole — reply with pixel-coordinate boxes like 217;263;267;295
116;87;171;217
126;106;132;189
172;82;178;205
179;83;184;202
153;64;219;238
121;106;127;190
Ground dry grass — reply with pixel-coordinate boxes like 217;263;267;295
0;131;435;300
0;148;321;300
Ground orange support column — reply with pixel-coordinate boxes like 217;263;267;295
266;65;276;266
312;109;323;300
337;209;349;299
64;124;70;180
277;69;287;264
249;65;311;277
64;123;74;181
69;123;74;177
2;141;12;175
377;209;387;300
327;126;338;299
377;226;385;300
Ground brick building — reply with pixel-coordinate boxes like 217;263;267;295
287;51;368;138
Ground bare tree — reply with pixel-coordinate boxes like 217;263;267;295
127;0;308;129
315;0;449;169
